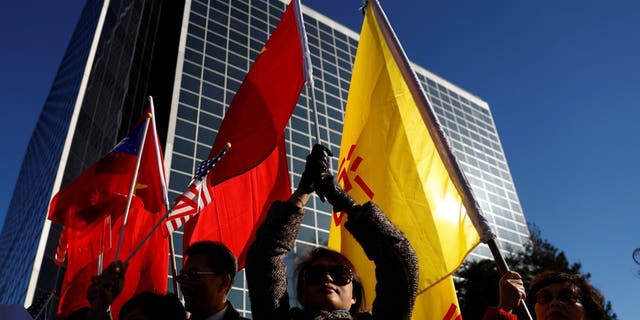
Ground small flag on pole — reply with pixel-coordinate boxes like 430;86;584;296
164;144;230;234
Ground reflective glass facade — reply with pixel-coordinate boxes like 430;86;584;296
1;0;528;317
0;0;183;317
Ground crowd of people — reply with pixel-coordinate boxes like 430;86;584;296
68;145;608;320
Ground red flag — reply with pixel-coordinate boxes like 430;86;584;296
48;107;165;230
207;0;308;185
58;197;168;319
54;104;169;318
182;0;310;268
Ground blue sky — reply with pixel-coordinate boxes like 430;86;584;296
1;1;639;318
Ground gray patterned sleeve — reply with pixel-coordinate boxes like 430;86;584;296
245;200;305;320
344;202;419;320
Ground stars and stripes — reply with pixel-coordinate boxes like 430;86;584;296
164;143;230;234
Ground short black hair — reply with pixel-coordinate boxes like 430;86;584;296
120;292;186;319
184;241;238;280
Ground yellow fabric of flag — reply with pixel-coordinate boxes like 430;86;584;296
328;4;479;319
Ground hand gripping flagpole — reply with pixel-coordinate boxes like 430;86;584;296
114;114;152;261
123;142;232;265
366;1;533;319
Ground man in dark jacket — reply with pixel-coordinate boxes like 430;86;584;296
179;241;248;320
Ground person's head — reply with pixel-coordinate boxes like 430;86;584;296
179;241;237;316
295;248;365;314
526;271;606;320
119;292;186;320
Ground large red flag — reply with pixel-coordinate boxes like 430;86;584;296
181;0;311;268
52;105;169;319
58;197;168;319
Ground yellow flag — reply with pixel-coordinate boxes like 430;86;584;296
328;2;486;319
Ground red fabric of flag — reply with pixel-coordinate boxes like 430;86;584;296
207;1;304;186
58;197;168;319
48;107;164;230
54;105;169;319
182;1;307;268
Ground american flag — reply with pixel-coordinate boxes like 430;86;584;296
165;143;230;233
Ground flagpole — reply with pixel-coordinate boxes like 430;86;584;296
367;1;532;318
307;84;322;146
148;97;171;207
292;0;321;146
168;233;180;294
114;115;152;260
148;96;181;295
98;215;108;274
119;205;182;297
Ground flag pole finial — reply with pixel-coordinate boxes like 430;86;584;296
359;0;368;14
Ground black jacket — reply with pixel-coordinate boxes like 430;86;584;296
222;301;249;320
189;301;248;320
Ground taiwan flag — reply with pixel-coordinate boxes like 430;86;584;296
48;108;164;230
51;103;169;319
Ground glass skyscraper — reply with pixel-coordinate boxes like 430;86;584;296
0;0;528;317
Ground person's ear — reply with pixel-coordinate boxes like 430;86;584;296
219;274;232;293
350;286;357;308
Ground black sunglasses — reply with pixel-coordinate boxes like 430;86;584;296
535;288;581;305
304;265;353;286
175;271;218;283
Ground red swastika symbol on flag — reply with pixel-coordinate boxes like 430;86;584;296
443;303;462;320
333;145;374;226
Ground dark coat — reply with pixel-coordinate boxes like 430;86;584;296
222;301;249;320
246;200;418;320
189;301;248;320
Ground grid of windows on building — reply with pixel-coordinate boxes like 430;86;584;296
0;0;183;314
165;0;529;316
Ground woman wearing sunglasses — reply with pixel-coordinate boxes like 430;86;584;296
246;144;418;320
483;271;607;320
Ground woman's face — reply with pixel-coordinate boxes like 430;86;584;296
300;257;356;312
534;281;586;320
